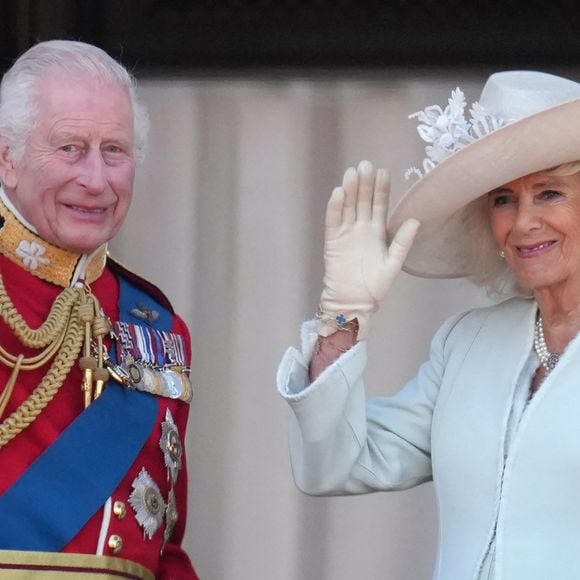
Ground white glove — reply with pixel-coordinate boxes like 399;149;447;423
318;160;420;340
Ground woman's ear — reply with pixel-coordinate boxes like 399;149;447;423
0;139;17;189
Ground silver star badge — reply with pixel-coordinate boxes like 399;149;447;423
129;468;166;539
159;409;183;484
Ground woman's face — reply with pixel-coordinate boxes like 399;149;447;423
487;171;580;292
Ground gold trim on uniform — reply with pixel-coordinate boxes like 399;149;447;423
0;548;154;579
0;198;106;287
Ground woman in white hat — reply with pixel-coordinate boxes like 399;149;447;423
277;70;580;579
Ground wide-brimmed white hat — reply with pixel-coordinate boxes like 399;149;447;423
386;70;580;278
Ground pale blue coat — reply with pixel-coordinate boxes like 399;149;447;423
277;298;580;580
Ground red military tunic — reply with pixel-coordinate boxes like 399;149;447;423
0;248;199;579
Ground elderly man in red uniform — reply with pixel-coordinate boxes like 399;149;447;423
0;40;198;579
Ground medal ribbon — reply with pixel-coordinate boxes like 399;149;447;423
115;322;186;368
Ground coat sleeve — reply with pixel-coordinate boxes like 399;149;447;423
277;314;464;496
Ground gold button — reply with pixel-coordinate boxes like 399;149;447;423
113;500;127;519
108;534;123;554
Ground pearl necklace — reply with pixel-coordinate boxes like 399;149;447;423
534;314;560;373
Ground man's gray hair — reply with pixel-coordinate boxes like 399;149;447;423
0;40;149;163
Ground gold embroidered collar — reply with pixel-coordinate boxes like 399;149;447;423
0;196;106;288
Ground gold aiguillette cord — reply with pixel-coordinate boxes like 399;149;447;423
0;272;112;447
0;274;84;447
77;289;111;408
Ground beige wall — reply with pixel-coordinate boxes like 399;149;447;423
111;72;495;580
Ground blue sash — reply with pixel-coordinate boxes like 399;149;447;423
0;274;172;551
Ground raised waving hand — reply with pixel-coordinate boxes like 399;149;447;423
318;160;420;340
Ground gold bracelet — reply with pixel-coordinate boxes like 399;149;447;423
316;309;359;333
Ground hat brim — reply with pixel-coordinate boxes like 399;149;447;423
387;97;580;278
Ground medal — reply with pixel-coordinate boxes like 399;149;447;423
159;409;183;484
110;322;193;402
129;468;166;540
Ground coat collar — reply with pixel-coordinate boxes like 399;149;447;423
0;192;106;288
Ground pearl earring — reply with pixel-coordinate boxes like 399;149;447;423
498;250;505;259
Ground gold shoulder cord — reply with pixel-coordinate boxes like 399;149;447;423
0;271;110;449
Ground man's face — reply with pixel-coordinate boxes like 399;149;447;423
0;74;136;254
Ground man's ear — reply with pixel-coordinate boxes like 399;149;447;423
0;139;17;189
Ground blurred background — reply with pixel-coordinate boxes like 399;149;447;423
1;1;578;578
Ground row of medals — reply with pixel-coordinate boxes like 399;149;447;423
104;322;193;403
106;356;192;403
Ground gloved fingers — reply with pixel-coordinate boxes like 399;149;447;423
325;186;346;228
387;218;421;268
355;160;375;222
341;166;359;225
371;168;390;226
